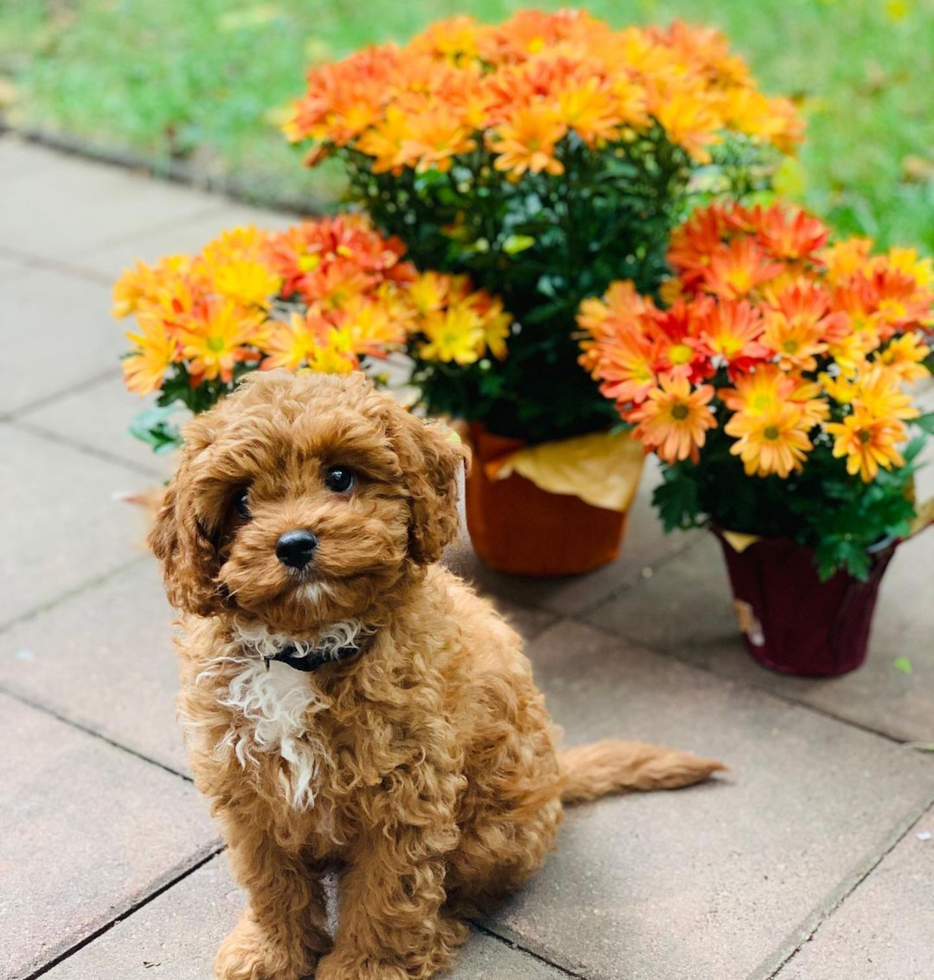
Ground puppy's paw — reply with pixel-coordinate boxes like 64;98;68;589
314;953;408;980
214;913;314;980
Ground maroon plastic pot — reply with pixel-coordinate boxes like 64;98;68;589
713;530;897;677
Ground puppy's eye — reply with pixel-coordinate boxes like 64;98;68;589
324;466;355;494
233;489;251;520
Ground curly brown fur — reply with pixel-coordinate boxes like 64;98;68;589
151;370;724;980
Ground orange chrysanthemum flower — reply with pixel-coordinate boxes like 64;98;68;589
581;201;931;495
703;237;785;300
577;281;654;343
761;283;842;372
651;302;711;382
290;13;802;177
628;373;717;463
696;298;769;371
880;247;933;289
587;332;659;406
751;205;829;262
398;104;477;173
666;204;732;291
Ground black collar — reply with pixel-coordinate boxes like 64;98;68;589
265;641;363;673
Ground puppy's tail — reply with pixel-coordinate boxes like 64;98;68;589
559;740;725;805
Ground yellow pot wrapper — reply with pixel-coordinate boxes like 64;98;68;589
910;495;934;537
485;430;645;513
720;531;761;554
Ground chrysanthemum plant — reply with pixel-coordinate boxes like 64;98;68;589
288;10;802;444
579;201;934;580
115;216;507;451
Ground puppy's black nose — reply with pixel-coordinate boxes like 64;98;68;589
275;530;318;569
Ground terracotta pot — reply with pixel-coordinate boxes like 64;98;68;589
714;530;896;677
464;425;629;577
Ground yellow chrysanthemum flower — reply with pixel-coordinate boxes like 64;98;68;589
481;302;511;360
261;312;321;371
122;312;177;395
211;260;283;309
555;77;623;146
202;226;268;266
818;371;858;406
179;299;262;382
649;85;721;162
305;328;360;374
418;306;486;364
725;403;812;478
356;105;413;174
407;271;453;316
827;331;875;379
340;294;408;355
826;411;906;482
113;255;192;319
851;365;920;423
113;260;159;319
874;333;931;383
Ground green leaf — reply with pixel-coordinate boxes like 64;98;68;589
893;656;913;675
652;468;701;532
129;406;185;454
501;234;536;255
913;412;934;435
903;435;927;464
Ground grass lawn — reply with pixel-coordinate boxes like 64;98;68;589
1;0;932;251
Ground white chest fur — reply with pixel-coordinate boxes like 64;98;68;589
219;658;330;810
210;621;365;811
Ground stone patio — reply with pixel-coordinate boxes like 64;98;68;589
2;134;932;980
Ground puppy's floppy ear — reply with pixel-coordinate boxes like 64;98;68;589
389;410;470;566
148;424;225;617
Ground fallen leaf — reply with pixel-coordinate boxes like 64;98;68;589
304;37;331;64
863;60;888;94
218;4;281;32
0;77;18;108
902;155;934;184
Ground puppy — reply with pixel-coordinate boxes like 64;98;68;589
150;370;723;980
